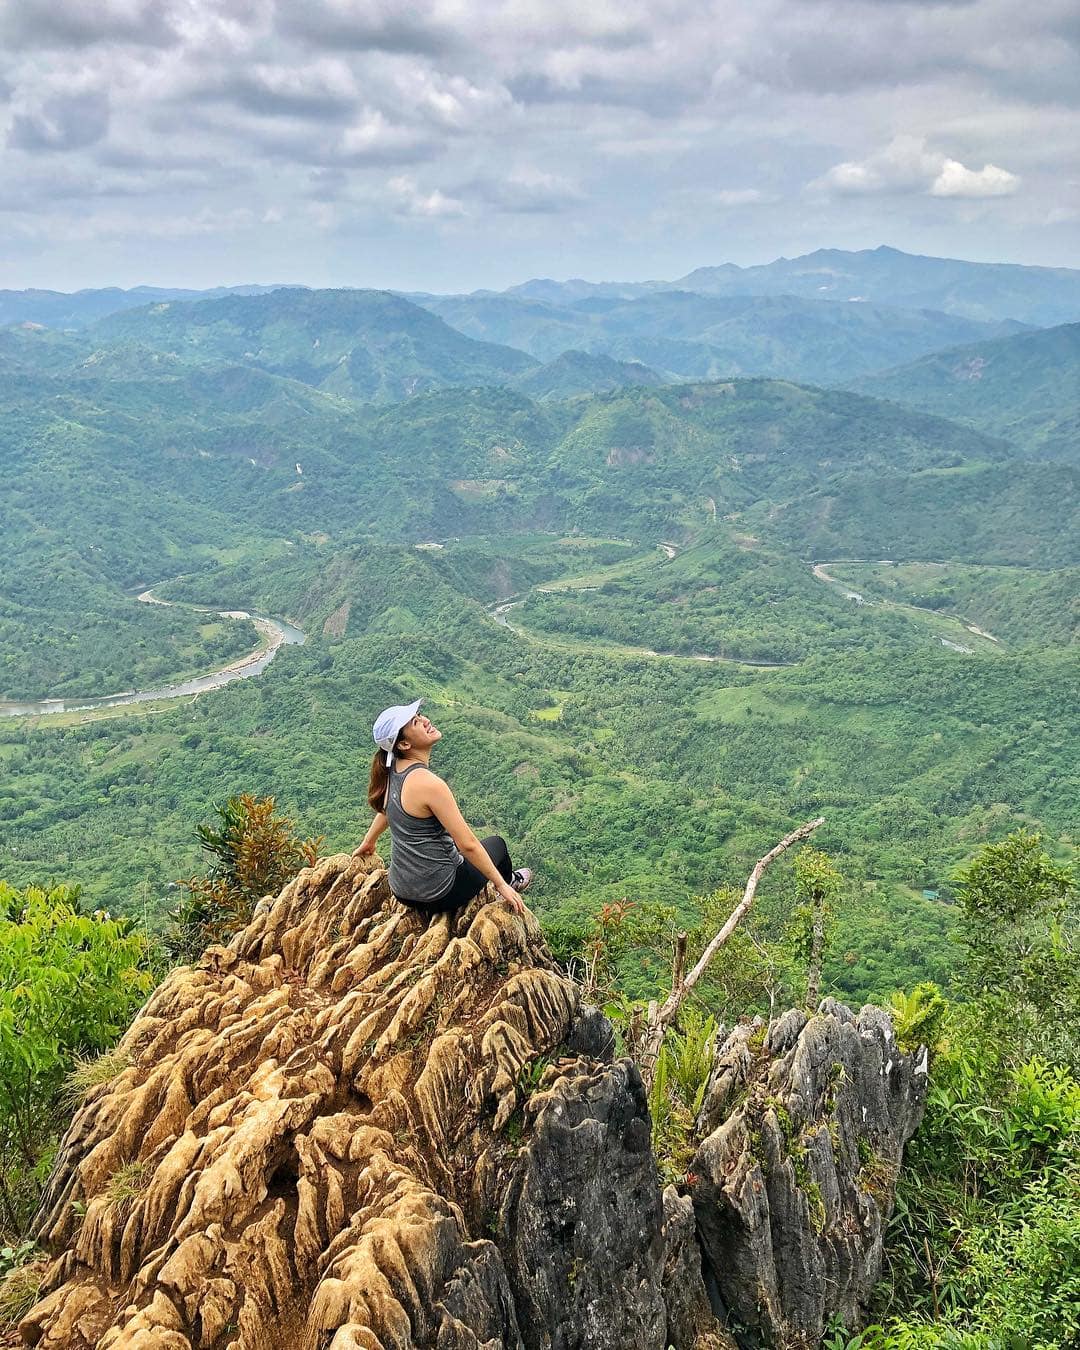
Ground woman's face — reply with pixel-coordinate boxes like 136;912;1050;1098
400;712;442;752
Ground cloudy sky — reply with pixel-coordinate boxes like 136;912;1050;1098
1;0;1077;292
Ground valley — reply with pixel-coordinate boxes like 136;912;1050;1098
0;268;1075;1017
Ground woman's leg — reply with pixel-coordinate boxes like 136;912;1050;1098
479;835;513;882
422;836;513;913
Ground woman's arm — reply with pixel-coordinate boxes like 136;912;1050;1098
353;811;388;857
424;777;525;913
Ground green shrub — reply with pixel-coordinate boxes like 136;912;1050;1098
0;882;153;1235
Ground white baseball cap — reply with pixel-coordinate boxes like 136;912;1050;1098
372;698;422;766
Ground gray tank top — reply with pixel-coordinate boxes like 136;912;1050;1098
386;762;463;901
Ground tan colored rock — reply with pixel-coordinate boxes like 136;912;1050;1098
23;857;651;1350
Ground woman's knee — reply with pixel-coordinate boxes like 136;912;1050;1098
480;835;512;879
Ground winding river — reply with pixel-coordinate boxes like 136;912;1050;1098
1;587;306;720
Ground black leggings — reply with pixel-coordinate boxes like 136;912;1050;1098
402;836;513;915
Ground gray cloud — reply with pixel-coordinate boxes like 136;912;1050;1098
0;0;1076;289
0;0;179;50
274;0;463;56
187;62;361;121
8;92;111;151
460;170;585;214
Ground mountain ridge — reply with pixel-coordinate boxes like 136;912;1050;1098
850;320;1080;463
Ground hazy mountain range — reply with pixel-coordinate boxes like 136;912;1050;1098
4;247;1079;413
492;246;1080;327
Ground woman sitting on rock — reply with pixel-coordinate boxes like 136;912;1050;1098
354;699;533;915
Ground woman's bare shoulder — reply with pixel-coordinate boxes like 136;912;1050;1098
402;765;450;806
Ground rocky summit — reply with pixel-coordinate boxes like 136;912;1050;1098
21;855;926;1350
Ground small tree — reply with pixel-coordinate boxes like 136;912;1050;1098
0;883;152;1234
952;830;1078;1069
169;794;323;961
787;848;843;1008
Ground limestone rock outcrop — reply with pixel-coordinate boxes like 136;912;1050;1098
691;1003;928;1349
21;855;926;1350
23;856;673;1350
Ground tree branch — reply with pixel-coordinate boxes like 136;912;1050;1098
638;816;825;1086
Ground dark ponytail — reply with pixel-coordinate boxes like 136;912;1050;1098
367;728;408;811
367;750;389;812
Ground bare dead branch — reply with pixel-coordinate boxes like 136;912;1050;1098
638;816;825;1085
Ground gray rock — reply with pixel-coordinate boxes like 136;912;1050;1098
661;1184;738;1350
497;1057;667;1350
691;1004;927;1348
436;1240;524;1349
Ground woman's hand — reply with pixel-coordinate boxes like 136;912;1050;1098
497;879;526;914
352;841;376;858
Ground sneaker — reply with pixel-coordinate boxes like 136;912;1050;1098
511;867;533;893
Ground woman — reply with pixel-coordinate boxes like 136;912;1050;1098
354;699;533;915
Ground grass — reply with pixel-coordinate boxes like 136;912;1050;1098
63;1048;132;1109
105;1160;151;1220
0;1261;43;1330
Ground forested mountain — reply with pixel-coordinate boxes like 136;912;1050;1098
420;289;1020;385
0;283;290;329
8;245;1080;346
852;321;1080;463
2;296;1075;959
509;349;664;399
3;344;1074;647
505;245;1080;326
90;288;539;402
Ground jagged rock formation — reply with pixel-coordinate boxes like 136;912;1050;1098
21;856;925;1349
692;1006;928;1348
23;857;676;1350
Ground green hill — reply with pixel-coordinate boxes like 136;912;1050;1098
92;288;538;402
0;283;292;329
509;349;663;399
851;322;1080;463
423;289;1018;384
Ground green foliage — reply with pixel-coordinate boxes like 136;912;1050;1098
874;833;1080;1348
952;831;1078;1068
888;983;948;1057
0;1240;38;1281
854;320;1080;465
648;1009;717;1183
822;560;1078;649
169;794;322;960
787;848;843;1005
0;547;257;702
0;1251;44;1331
0;882;152;1234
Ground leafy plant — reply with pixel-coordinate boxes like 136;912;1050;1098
168;794;323;960
0;1254;43;1330
787;848;843;1007
648;1009;717;1183
0;882;153;1235
889;983;947;1057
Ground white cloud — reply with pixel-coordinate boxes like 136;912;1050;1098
929;157;1019;197
387;174;465;218
813;134;1019;199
